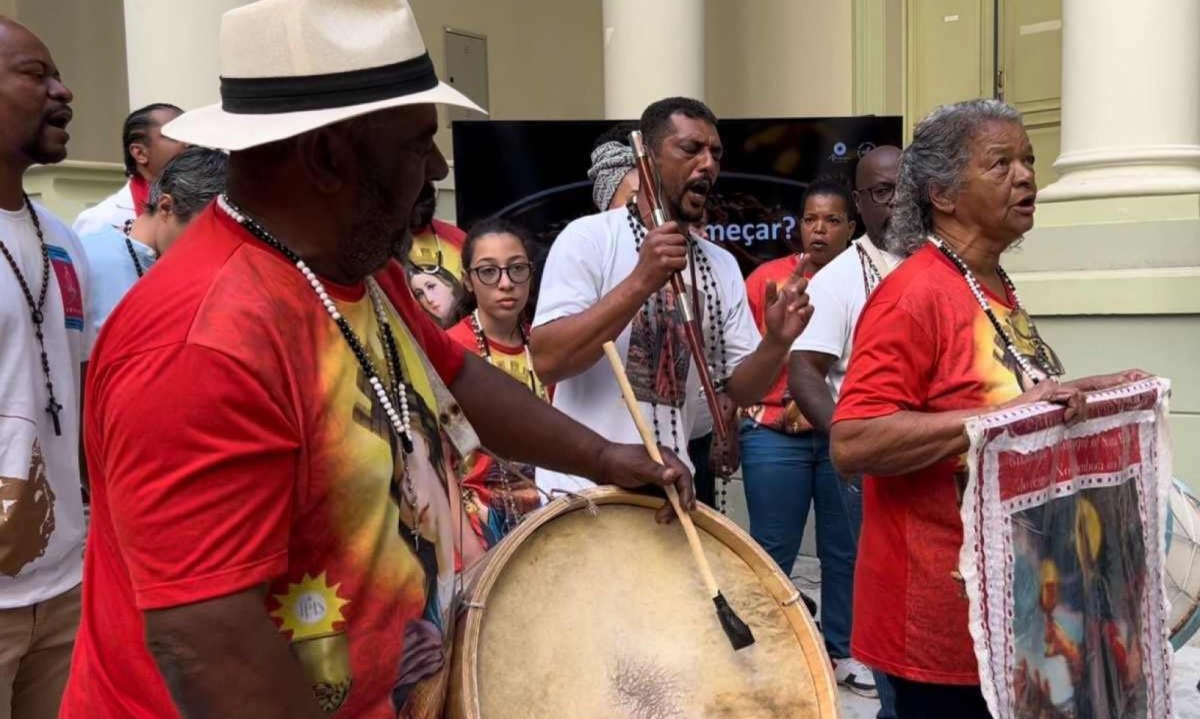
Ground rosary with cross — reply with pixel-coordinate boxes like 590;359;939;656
0;194;64;436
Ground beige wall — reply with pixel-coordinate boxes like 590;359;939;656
707;0;854;118
123;0;251;113
12;0;128;164
409;0;605;160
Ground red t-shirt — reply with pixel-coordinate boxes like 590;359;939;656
445;318;545;547
63;205;469;718
743;254;812;434
833;243;1047;685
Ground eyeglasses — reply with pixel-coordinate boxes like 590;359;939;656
857;183;896;205
469;262;533;286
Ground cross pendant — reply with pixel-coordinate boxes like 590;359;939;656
46;398;62;436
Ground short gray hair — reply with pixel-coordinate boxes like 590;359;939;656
147;147;230;222
888;99;1023;256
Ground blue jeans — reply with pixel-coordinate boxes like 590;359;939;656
739;421;856;658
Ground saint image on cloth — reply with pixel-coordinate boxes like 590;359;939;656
959;379;1173;719
625;283;706;409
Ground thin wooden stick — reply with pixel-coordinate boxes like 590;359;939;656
602;342;720;598
602;342;754;649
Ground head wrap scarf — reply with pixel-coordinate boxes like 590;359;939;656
587;140;636;212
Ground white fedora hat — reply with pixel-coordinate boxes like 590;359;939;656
163;0;483;152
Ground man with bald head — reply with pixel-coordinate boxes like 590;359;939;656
0;16;88;719
787;144;902;718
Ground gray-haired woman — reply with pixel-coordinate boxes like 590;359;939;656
827;99;1147;717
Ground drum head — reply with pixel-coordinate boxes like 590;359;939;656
452;490;837;719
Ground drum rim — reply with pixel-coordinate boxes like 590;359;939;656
448;487;841;719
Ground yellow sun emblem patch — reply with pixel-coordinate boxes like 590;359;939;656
271;572;351;641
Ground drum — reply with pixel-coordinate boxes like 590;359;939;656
447;487;839;719
1166;479;1200;649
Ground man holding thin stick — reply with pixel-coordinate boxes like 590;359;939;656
532;96;814;498
62;2;693;717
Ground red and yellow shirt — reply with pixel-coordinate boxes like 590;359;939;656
834;243;1049;685
65;206;469;718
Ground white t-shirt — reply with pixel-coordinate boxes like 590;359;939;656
792;236;901;398
0;201;90;608
81;225;157;339
72;180;135;239
533;208;760;495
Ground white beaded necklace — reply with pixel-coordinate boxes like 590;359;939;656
217;194;415;450
929;235;1060;386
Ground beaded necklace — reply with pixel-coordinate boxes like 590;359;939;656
625;202;731;511
0;194;64;435
854;242;883;296
122;221;157;279
930;235;1063;386
468;309;546;401
218;195;426;545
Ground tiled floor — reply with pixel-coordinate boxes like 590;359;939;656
790;554;1200;718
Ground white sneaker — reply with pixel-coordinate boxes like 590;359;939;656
833;657;878;698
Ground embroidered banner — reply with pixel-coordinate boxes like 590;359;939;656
960;378;1173;719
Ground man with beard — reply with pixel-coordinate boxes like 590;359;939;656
0;17;88;719
787;144;903;719
531;96;814;496
61;2;692;718
405;177;468;328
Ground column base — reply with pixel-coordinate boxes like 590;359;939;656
1040;145;1200;201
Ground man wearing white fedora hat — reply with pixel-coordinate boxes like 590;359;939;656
61;1;693;717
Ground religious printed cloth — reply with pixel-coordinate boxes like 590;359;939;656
742;253;813;434
63;205;476;719
959;378;1172;719
407;219;466;328
446;317;547;547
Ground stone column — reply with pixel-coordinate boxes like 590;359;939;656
123;0;253;111
601;0;705;119
1040;0;1200;200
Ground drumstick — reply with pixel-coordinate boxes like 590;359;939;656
602;342;755;651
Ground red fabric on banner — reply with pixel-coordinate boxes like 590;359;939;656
996;426;1143;502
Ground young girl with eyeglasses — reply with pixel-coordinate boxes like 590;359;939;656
446;218;549;546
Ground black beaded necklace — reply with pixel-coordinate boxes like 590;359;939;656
124;236;147;278
625;203;730;511
854;242;883;296
0;193;64;435
218;195;414;454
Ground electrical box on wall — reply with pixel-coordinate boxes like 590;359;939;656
444;28;489;126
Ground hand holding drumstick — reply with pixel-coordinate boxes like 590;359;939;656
602;341;756;651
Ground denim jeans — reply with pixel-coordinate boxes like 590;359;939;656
739;420;856;658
